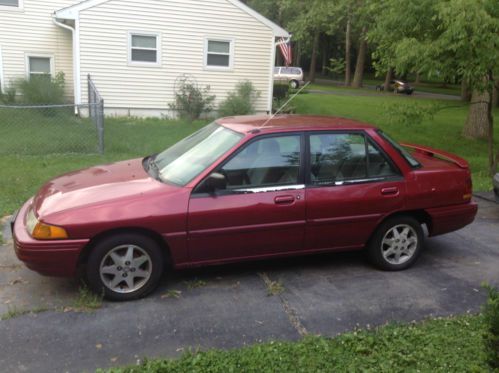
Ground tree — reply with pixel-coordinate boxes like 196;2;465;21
283;0;341;82
370;0;499;172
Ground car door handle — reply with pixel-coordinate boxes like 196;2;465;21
381;187;399;196
274;195;295;205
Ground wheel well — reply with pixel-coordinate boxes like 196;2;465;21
387;210;431;228
370;210;432;241
77;227;172;269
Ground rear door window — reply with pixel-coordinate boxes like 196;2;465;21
309;132;399;185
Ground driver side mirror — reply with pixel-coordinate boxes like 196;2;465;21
199;172;227;193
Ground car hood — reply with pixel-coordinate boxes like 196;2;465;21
33;158;172;218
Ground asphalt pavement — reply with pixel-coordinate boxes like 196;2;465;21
0;195;498;372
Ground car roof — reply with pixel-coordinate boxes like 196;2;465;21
216;115;377;134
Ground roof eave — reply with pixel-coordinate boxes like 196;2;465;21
55;0;291;38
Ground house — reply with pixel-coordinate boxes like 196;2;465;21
0;0;289;116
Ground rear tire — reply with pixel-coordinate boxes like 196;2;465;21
289;80;299;89
368;216;423;271
86;233;164;301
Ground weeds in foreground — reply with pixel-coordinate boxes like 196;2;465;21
1;306;48;321
161;290;182;299
184;279;207;290
482;283;499;370
72;285;103;311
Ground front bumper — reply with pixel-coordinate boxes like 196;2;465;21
426;202;478;236
12;199;89;277
493;173;499;202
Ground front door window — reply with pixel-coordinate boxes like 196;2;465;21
221;135;302;190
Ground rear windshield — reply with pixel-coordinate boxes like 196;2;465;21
377;130;421;168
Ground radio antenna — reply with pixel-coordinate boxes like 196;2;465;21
260;81;311;128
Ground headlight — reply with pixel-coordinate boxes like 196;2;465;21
25;208;68;240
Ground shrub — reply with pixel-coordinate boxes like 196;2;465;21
273;81;289;100
272;81;295;114
169;78;215;122
0;86;17;104
383;101;439;126
218;80;261;117
483;284;499;369
16;71;66;105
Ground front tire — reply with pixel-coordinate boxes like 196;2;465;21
368;216;423;271
86;233;164;301
289;80;299;89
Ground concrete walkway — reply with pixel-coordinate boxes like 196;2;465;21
0;196;498;372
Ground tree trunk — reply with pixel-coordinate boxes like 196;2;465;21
492;78;499;108
461;80;471;102
309;31;320;83
293;41;301;67
345;18;351;86
321;38;328;77
415;72;421;84
383;68;393;91
463;87;491;140
351;30;368;88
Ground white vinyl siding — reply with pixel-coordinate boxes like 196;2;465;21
0;0;75;98
78;0;274;113
205;39;233;70
0;45;4;93
128;32;160;66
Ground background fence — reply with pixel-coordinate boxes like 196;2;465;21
0;76;104;156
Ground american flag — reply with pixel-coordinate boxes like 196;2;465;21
278;38;292;66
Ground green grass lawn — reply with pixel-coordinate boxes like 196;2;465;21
0;117;206;216
100;314;488;372
314;75;461;96
1;92;497;216
294;93;498;192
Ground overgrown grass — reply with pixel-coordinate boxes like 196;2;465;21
100;314;488;372
1;93;497;216
71;286;103;311
0;117;205;216
0;107;98;155
1;306;49;321
294;93;499;191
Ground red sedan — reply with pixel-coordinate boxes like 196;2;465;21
12;115;477;300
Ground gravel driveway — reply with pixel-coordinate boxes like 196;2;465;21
0;195;497;372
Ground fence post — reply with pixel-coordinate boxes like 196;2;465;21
88;74;105;154
98;98;104;154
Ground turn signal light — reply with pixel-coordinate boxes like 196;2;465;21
26;207;68;240
32;222;68;240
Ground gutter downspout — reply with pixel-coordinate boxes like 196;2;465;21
52;14;80;115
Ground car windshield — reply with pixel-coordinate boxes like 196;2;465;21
377;130;421;168
151;122;243;186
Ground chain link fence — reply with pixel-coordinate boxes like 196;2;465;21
0;76;104;156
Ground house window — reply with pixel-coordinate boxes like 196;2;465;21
129;33;160;65
0;0;19;7
27;56;53;80
205;39;233;69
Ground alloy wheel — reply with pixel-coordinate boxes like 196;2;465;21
99;244;152;294
381;224;418;265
